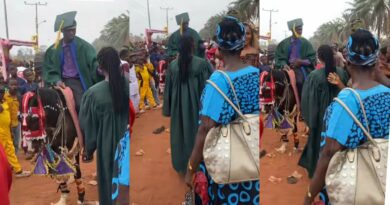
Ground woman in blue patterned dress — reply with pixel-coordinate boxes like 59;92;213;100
304;29;390;205
184;16;259;205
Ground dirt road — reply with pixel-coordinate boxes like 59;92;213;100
260;121;310;205
131;108;312;205
10;153;98;205
130;108;187;205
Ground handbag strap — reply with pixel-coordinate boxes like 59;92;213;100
343;88;370;133
334;96;377;147
215;70;241;111
206;80;247;120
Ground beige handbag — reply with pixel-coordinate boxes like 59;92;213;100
203;70;259;184
325;88;387;205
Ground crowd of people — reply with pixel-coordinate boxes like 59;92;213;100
0;11;130;205
260;17;390;205
1;4;389;205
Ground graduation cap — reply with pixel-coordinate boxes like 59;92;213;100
287;18;303;31
53;11;77;49
54;11;77;32
175;12;189;25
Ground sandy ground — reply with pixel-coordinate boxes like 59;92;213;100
260;121;310;205
10;153;98;205
130;108;187;205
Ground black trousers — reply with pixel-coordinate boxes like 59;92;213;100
63;78;84;113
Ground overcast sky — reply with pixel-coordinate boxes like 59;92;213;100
260;0;350;42
0;0;233;53
1;0;352;54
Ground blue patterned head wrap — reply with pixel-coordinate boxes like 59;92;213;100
346;29;379;67
216;16;246;51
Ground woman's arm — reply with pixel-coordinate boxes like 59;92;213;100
304;138;344;205
184;116;217;187
328;72;346;89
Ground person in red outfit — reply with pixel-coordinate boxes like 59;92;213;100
130;99;135;135
0;144;12;205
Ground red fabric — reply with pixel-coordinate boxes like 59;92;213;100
260;71;275;104
21;91;46;139
129;99;135;135
316;63;324;70
0;144;12;205
194;172;209;205
260;116;263;147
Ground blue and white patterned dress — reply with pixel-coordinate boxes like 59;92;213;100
320;85;390;204
197;66;260;205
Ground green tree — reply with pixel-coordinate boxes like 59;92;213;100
199;12;226;40
230;0;259;23
92;13;129;52
309;16;352;49
348;0;390;38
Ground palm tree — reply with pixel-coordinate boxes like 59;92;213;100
309;19;347;49
199;12;226;40
93;14;129;51
348;0;390;38
230;0;259;24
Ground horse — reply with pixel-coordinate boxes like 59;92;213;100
24;87;86;205
261;68;301;153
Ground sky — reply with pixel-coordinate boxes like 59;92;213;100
1;0;352;54
260;0;350;42
0;0;233;55
0;0;129;54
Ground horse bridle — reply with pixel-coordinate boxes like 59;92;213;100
39;89;68;152
274;71;291;109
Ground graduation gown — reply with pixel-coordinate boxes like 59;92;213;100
167;28;203;58
298;67;349;178
274;36;316;73
79;81;129;205
162;56;212;173
43;36;102;90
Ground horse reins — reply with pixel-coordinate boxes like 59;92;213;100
43;90;67;152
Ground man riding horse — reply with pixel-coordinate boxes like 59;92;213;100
167;12;204;61
42;11;102;205
274;18;316;150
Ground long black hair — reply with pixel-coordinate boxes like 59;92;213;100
178;34;194;82
97;47;127;113
317;44;336;84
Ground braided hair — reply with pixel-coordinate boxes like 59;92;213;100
178;34;194;82
97;47;127;113
216;16;246;55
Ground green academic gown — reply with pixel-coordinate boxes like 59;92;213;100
43;36;101;89
79;81;129;205
167;28;203;58
298;67;349;178
274;36;316;73
162;56;212;173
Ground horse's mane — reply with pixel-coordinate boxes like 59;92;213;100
38;88;65;108
270;69;289;83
